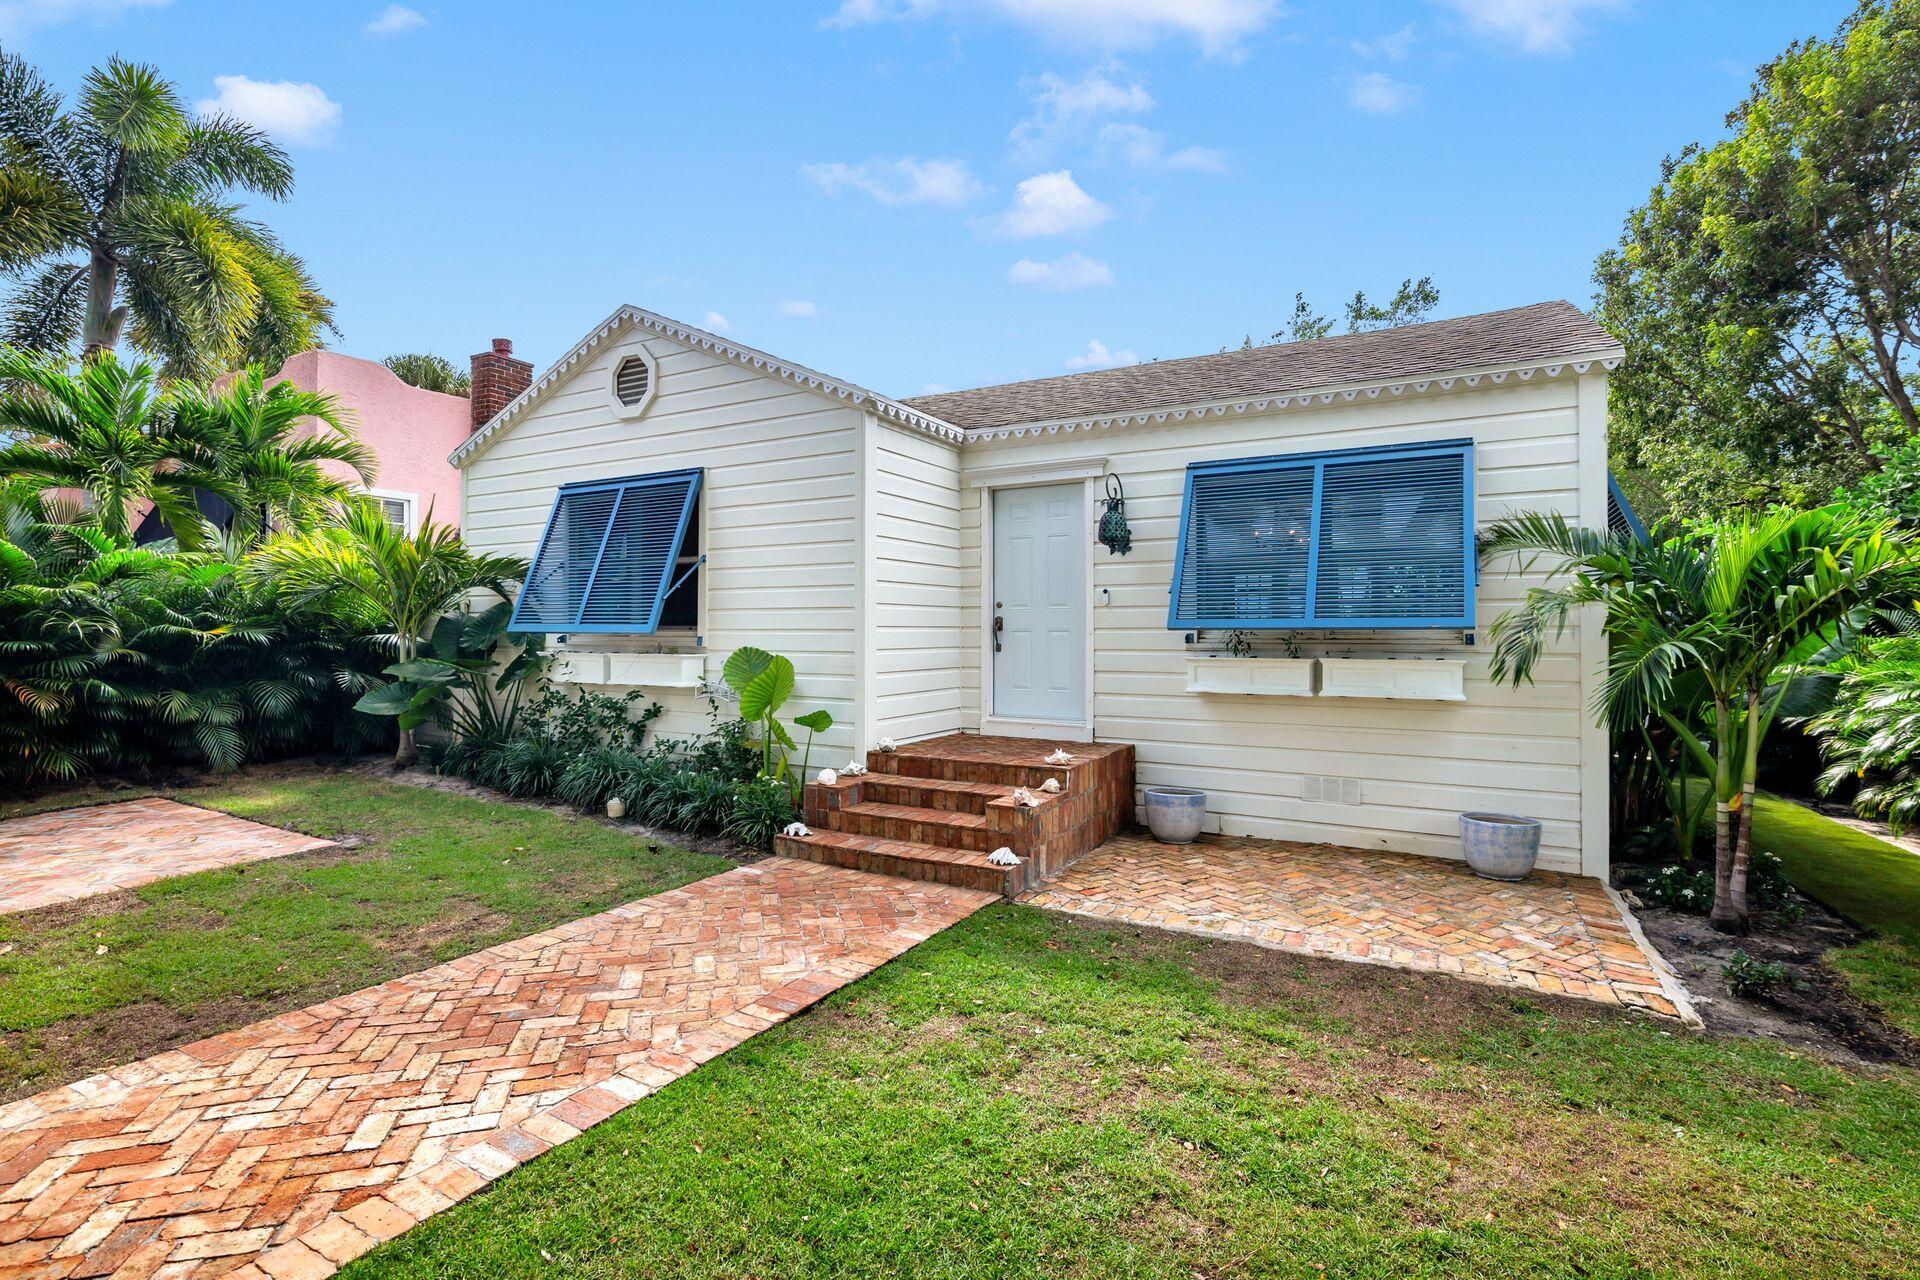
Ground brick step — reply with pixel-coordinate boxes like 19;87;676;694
829;801;999;853
869;749;1083;792
773;830;1024;897
860;773;1011;816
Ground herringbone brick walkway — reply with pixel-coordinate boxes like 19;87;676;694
0;799;336;917
0;858;995;1279
1021;834;1697;1023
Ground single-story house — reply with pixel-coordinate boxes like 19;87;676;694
452;301;1624;879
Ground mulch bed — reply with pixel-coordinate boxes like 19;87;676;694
1627;882;1918;1067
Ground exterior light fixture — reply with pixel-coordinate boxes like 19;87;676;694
1097;473;1132;556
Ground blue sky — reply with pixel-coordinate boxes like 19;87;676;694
4;0;1854;397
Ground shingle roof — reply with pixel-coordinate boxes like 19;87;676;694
900;300;1618;431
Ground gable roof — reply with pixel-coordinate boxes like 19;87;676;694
451;305;964;468
901;300;1620;432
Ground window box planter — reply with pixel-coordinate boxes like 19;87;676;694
1185;656;1316;696
553;652;706;689
1317;658;1467;702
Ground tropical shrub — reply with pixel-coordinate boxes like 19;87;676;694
1810;636;1920;832
0;486;387;782
723;775;798;848
1723;951;1797;999
252;503;527;765
555;745;651;812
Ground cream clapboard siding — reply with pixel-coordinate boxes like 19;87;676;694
862;419;966;746
460;328;863;762
956;374;1608;875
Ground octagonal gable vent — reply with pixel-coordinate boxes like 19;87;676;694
614;356;651;408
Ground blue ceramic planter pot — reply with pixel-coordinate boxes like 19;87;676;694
1144;787;1206;843
1459;813;1542;881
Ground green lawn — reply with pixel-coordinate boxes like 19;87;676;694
1752;793;1920;1036
0;767;729;1100
347;906;1920;1280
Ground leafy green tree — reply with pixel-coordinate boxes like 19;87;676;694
251;504;527;765
382;353;471;396
0;50;332;376
1596;0;1920;518
0;347;217;547
1271;277;1439;344
1484;505;1920;933
170;367;371;547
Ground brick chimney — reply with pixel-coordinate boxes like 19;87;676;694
469;338;532;431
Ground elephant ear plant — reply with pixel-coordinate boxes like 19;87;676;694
352;601;548;750
722;646;832;794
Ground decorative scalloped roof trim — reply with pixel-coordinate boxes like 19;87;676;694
451;305;964;468
959;352;1624;445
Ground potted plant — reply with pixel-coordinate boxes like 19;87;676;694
1458;812;1542;881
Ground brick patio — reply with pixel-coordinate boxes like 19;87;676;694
1020;834;1697;1023
0;858;994;1279
0;799;337;917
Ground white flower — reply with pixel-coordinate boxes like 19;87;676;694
988;847;1022;867
782;822;811;838
817;769;838;785
1045;748;1074;765
877;737;897;752
1039;778;1063;794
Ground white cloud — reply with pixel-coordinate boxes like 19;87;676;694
1096;123;1226;172
1065;338;1138;370
1007;252;1113;291
1437;0;1628;55
1010;68;1152;160
703;311;732;332
1350;71;1419;114
824;0;1279;56
364;4;425;36
195;75;341;147
803;157;983;207
0;0;166;39
1351;22;1415;60
987;171;1110;239
779;299;820;318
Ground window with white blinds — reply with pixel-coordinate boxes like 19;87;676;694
1169;441;1475;630
509;469;702;633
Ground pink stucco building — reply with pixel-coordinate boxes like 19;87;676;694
270;350;472;532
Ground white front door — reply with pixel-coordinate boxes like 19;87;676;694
991;483;1085;724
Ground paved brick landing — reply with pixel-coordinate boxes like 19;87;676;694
0;798;336;917
0;858;995;1279
1021;835;1697;1023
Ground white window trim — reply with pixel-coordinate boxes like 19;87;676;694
359;487;418;535
607;348;660;420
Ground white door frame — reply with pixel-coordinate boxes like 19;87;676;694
968;458;1101;742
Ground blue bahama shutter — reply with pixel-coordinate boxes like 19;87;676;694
509;469;701;633
1168;441;1474;630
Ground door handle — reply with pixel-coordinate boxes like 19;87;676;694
993;614;1004;653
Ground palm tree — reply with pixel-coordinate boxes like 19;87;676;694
250;503;527;765
170;366;373;547
0;51;332;376
1483;505;1920;934
382;353;470;396
0;347;217;547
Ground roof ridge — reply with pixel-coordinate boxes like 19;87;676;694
901;299;1619;432
901;300;1586;405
